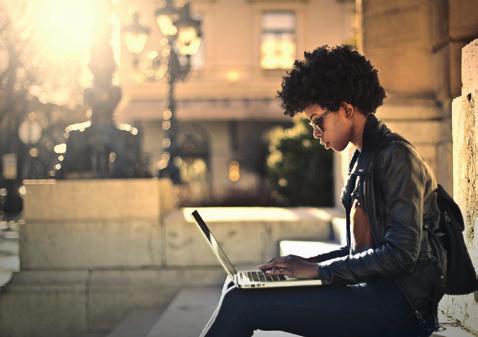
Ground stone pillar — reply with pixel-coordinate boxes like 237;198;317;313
357;0;478;192
439;39;478;335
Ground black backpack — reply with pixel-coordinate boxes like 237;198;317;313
435;184;478;294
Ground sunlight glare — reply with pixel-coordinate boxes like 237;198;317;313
30;0;97;57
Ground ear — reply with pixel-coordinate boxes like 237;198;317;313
341;102;353;116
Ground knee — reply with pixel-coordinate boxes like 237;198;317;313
221;276;235;294
220;287;246;311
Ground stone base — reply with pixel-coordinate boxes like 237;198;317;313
0;268;225;337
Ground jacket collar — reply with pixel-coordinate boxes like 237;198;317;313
361;113;391;153
347;113;391;174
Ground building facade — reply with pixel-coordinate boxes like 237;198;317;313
115;0;355;203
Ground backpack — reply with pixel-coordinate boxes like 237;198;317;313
435;184;478;294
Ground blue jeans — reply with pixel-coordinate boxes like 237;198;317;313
201;277;434;337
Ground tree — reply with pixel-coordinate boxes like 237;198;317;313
266;117;334;207
0;0;87;216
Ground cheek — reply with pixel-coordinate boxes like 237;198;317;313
329;127;351;151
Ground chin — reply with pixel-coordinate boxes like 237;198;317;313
333;143;348;152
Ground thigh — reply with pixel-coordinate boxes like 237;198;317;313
224;280;420;337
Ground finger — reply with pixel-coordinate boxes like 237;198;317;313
266;268;294;276
258;262;280;271
266;261;291;269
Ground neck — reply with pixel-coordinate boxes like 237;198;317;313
350;113;368;151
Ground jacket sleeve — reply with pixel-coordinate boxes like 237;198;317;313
318;142;426;284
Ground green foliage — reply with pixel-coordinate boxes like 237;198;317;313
266;117;334;207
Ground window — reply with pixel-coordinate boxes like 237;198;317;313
260;11;296;70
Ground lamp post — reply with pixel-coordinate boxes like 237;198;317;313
122;1;202;184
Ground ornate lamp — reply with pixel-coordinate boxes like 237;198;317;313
122;11;150;67
122;1;202;184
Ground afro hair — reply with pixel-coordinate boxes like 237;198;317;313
277;45;386;116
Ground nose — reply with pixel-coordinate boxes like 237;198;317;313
313;128;322;139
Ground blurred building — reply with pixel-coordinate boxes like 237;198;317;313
115;0;355;203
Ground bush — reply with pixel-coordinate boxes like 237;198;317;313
266;118;334;207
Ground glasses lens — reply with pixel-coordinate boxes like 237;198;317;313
316;117;324;131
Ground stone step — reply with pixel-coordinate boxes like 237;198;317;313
0;255;19;271
106;309;162;337
433;312;478;337
146;287;220;337
0;238;19;255
0;269;12;288
80;333;106;337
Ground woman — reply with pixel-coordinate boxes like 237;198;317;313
200;45;446;337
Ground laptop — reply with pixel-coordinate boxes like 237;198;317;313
191;210;323;289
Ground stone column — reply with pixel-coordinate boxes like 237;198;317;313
357;0;478;192
439;39;478;335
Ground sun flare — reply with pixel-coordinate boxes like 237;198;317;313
28;0;98;57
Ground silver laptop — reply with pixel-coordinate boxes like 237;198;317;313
191;210;323;289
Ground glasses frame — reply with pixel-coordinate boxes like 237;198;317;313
308;109;331;133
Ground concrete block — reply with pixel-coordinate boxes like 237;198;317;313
265;208;337;259
23;179;165;221
165;210;267;266
462;39;478;93
0;271;88;337
383;119;444;143
363;0;429;49
159;179;178;217
376;97;442;120
20;220;162;269
165;208;336;267
450;42;478;333
365;47;434;96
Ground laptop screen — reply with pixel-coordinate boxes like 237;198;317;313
192;210;238;277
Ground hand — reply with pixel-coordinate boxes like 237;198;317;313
258;254;319;279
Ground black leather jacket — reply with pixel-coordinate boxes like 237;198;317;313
317;114;447;320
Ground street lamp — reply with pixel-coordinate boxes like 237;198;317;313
122;11;151;68
122;0;202;184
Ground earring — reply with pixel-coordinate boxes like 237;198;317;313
342;103;351;115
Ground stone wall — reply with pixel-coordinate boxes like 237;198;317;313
358;0;478;193
439;39;478;334
0;179;338;337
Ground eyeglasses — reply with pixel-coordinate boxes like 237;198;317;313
308;109;331;133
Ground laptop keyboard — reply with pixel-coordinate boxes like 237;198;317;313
246;271;286;282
